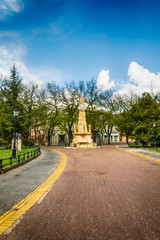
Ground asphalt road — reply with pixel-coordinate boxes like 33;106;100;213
1;145;160;240
0;149;61;216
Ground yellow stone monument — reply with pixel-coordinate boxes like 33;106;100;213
71;97;97;148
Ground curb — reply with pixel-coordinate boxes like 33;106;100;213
0;149;67;236
115;145;160;163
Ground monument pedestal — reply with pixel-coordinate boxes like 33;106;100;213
71;133;97;148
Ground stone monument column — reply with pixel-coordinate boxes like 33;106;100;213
70;97;97;148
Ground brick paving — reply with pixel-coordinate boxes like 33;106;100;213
1;145;160;240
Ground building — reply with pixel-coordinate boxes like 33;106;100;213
31;124;129;146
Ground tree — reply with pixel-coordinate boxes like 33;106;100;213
45;82;61;146
85;79;101;131
20;83;39;141
130;92;160;145
116;92;160;145
58;81;83;145
99;90;118;144
116;109;134;144
1;64;22;108
0;64;23;146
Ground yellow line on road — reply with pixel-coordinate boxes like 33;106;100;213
0;150;67;235
115;145;160;163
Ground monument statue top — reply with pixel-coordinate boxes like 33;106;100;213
79;97;85;103
78;97;86;111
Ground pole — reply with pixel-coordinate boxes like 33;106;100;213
154;126;156;148
29;127;31;148
12;116;17;157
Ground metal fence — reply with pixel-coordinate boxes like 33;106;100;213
0;147;40;174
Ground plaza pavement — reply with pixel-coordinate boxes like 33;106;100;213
1;144;160;240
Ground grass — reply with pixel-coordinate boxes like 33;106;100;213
129;143;160;152
144;147;160;152
0;147;37;159
129;143;143;147
0;147;39;170
0;147;6;150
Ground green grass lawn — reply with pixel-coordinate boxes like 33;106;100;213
0;147;39;169
129;144;160;152
0;147;6;150
145;147;160;152
0;147;37;159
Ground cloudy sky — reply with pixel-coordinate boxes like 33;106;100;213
0;0;160;95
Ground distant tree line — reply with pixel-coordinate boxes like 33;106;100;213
0;64;160;147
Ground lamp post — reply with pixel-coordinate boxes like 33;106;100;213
153;121;156;148
12;107;19;158
29;125;32;148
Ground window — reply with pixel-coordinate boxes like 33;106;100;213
114;135;118;142
104;135;108;141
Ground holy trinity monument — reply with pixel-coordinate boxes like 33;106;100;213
71;97;97;148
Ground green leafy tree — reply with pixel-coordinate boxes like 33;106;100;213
99;90;118;144
85;79;101;131
0;64;22;146
20;83;39;141
45;82;62;146
1;64;22;108
116;92;160;145
116;109;134;144
130;92;160;145
60;82;81;145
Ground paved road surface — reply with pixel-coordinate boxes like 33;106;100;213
1;145;160;240
0;149;61;216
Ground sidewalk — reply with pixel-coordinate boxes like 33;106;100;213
0;149;61;216
118;144;160;161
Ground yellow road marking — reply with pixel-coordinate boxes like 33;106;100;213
0;150;67;235
115;145;160;163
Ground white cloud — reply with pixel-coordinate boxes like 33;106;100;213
0;5;7;10
96;70;115;91
116;61;160;96
0;45;65;87
0;0;23;19
0;31;18;38
4;0;23;12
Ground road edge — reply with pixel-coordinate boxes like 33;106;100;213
115;145;160;163
0;149;67;236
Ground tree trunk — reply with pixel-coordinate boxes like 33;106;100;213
48;132;51;146
126;135;129;144
101;131;104;143
108;133;111;144
68;132;72;145
68;125;73;145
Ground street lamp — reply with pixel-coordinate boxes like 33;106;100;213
12;107;19;158
29;125;32;148
153;121;156;148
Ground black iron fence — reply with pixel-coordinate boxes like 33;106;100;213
0;147;40;174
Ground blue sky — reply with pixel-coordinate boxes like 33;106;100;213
0;0;160;94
